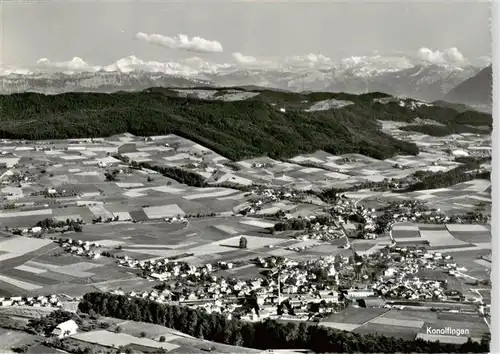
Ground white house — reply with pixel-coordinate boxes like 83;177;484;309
52;319;78;338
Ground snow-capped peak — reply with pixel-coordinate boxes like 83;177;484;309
339;55;414;75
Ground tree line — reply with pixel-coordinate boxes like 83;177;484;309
138;162;207;187
400;164;490;192
273;215;332;232
399;123;488;137
78;292;489;353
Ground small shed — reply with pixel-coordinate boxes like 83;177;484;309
52;319;78;338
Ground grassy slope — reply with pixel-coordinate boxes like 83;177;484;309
0;88;491;160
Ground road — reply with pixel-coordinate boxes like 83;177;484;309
454;271;479;282
470;288;490;330
353;196;368;207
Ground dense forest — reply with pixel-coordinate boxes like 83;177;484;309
78;292;489;353
1;89;489;161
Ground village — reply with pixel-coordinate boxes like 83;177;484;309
0;131;491;351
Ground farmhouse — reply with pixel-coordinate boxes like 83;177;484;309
52;319;79;338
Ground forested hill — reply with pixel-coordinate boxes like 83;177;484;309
0;88;491;161
444;65;493;107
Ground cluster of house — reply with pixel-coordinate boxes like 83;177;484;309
104;245;483;322
285;242;319;253
12;226;45;236
385;200;456;225
251;162;273;169
255;256;341;288
109;254;349;320
372;248;464;301
117;256;214;280
110;274;343;322
302;223;345;242
329;198;378;239
2;170;31;184
58;238;102;259
375;276;447;301
238;188;301;215
0;294;63;308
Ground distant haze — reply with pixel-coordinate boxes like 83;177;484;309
1;1;492;66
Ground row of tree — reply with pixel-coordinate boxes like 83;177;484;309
138;162;207;187
33;218;83;233
78;292;489;353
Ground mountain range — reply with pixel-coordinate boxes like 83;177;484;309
0;55;489;105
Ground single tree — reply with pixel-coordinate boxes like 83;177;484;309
239;236;248;249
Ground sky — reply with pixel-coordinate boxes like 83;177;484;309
0;0;492;67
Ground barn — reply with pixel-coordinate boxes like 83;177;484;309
52;319;79;338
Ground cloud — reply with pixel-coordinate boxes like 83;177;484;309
417;47;466;65
304;53;332;64
285;53;333;69
136;32;223;53
183;57;231;72
232;52;274;68
35;57;101;72
232;52;259;65
231;52;336;70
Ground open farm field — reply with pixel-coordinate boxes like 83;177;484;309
390;222;491;284
350;178;491;216
0;133;332;235
0;329;43;352
391;223;490;248
321;307;489;344
0;127;491;346
0;234;145;296
72;330;179;351
354;323;419;340
83;318;260;353
59;216;283;261
321;307;389;326
0;131;484;200
0;305;58;319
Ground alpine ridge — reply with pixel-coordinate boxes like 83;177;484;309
0;55;486;104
